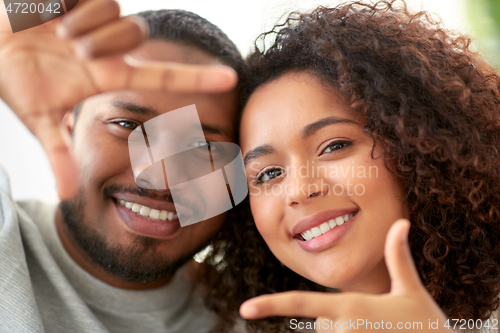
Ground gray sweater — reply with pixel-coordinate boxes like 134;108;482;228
0;166;219;333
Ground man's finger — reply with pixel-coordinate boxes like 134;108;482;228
57;0;121;39
124;59;238;93
73;17;146;59
239;291;343;320
385;219;424;295
33;117;79;199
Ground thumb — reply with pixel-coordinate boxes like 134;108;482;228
33;116;80;200
385;219;424;295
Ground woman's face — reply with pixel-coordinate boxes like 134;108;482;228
240;71;408;293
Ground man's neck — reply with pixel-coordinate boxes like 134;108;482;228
55;207;173;290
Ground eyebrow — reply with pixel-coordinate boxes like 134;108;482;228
302;116;358;139
112;100;233;138
201;124;233;139
112;100;158;117
243;116;358;166
243;145;275;166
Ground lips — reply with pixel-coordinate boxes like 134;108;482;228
112;195;182;239
291;209;359;253
300;213;355;241
292;209;359;237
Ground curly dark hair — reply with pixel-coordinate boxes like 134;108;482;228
199;1;500;331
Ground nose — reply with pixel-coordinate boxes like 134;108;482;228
136;160;169;190
285;172;329;207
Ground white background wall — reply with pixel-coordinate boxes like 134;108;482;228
0;0;470;201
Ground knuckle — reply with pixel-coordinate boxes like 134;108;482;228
104;0;120;16
160;68;176;90
287;292;306;312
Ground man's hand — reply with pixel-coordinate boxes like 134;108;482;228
0;0;237;199
239;220;455;333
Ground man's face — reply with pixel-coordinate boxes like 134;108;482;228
59;41;237;284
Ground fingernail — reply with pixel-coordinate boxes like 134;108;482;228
240;304;258;318
199;67;237;91
128;16;149;39
400;220;411;242
123;54;141;67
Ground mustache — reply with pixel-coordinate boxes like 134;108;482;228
103;184;175;202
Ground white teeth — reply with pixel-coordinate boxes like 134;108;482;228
320;222;330;234
149;209;160;219
303;230;313;241
139;206;151;217
300;213;356;241
311;227;322;237
117;200;176;222
131;203;141;213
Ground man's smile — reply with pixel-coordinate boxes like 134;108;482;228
111;194;183;239
118;199;178;221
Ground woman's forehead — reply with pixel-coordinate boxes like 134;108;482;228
240;72;362;147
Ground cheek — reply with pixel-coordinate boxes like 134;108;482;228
249;192;283;240
354;156;406;220
322;153;406;244
75;128;131;186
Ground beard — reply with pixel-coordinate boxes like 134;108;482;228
59;186;209;284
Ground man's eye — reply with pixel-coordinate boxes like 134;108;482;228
256;168;285;184
321;140;351;154
190;140;210;148
189;141;220;152
115;121;139;130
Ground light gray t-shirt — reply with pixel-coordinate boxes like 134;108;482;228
0;166;220;333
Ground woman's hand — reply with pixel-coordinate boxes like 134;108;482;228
240;219;455;332
0;0;237;199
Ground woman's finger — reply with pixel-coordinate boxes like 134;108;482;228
385;219;425;295
239;291;345;320
57;0;121;39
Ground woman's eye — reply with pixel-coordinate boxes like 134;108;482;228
256;168;285;184
115;120;139;131
321;140;351;154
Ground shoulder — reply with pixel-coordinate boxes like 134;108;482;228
0;164;12;197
